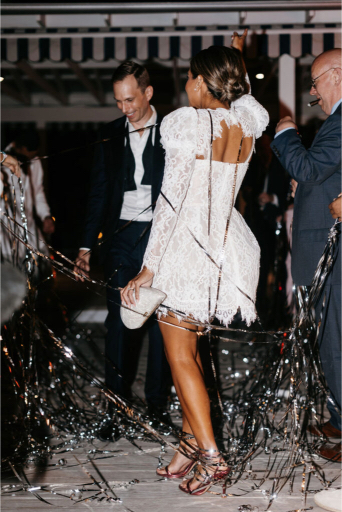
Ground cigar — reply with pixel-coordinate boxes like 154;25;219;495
308;99;319;107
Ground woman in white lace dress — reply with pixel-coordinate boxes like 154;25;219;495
122;33;269;495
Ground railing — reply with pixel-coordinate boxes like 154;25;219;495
1;1;341;15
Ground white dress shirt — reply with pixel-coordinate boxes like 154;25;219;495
79;107;157;251
120;105;156;222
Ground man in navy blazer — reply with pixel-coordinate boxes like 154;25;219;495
271;49;341;461
74;62;171;428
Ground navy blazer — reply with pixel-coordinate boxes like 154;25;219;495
271;104;341;285
81;112;165;253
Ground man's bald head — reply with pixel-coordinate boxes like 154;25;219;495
310;48;342;115
313;48;341;70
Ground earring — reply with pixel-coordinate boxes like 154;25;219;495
194;81;201;92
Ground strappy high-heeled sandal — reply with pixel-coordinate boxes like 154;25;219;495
179;448;230;496
156;433;199;479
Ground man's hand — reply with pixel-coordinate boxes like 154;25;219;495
74;249;91;282
2;154;21;178
43;216;55;235
258;192;274;206
329;195;342;220
231;28;248;52
276;116;298;133
290;179;298;198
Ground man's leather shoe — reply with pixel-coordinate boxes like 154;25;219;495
308;421;341;439
147;404;173;427
97;422;121;442
316;442;341;463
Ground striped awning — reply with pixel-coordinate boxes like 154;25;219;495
1;25;341;62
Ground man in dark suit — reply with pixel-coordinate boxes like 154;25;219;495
74;62;171;427
242;131;289;322
271;48;341;461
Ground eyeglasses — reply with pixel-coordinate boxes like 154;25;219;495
310;67;342;89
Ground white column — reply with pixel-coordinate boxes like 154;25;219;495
278;54;296;120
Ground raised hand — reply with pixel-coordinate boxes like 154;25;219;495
231;28;248;52
276;116;298;133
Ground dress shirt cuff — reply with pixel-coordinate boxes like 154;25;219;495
274;127;296;139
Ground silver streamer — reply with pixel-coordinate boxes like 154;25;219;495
1;160;341;509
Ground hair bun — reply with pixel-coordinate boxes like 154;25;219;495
190;46;250;104
223;76;248;103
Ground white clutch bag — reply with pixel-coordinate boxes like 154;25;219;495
120;287;167;329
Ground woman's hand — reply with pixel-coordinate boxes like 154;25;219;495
120;266;154;307
2;154;21;178
231;28;248;52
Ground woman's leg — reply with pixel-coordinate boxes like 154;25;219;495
160;316;217;449
156;317;205;476
158;315;228;491
157;316;219;476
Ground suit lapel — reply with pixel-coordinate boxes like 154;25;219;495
110;116;126;183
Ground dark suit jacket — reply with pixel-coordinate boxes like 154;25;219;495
271;104;341;285
243;154;289;232
81;112;165;254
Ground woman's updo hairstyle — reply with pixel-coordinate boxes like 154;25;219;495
190;46;250;104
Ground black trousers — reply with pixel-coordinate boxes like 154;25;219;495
315;282;341;430
104;220;171;407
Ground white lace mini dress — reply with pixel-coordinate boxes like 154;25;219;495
142;94;269;326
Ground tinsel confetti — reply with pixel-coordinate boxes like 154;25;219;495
1;162;341;510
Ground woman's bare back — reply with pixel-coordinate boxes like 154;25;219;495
197;118;253;164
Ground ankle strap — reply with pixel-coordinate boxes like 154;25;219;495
198;448;224;465
180;431;196;440
198;447;221;455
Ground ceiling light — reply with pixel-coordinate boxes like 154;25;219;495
256;73;264;79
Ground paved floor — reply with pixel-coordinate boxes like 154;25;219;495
1;275;341;512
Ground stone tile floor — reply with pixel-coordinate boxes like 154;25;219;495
1;318;341;512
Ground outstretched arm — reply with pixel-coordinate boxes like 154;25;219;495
231;28;248;52
230;29;251;93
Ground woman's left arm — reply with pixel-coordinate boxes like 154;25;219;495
121;108;198;306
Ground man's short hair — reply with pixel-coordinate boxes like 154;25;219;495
14;129;40;151
111;61;150;92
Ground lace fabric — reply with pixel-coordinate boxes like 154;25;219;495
142;95;269;326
